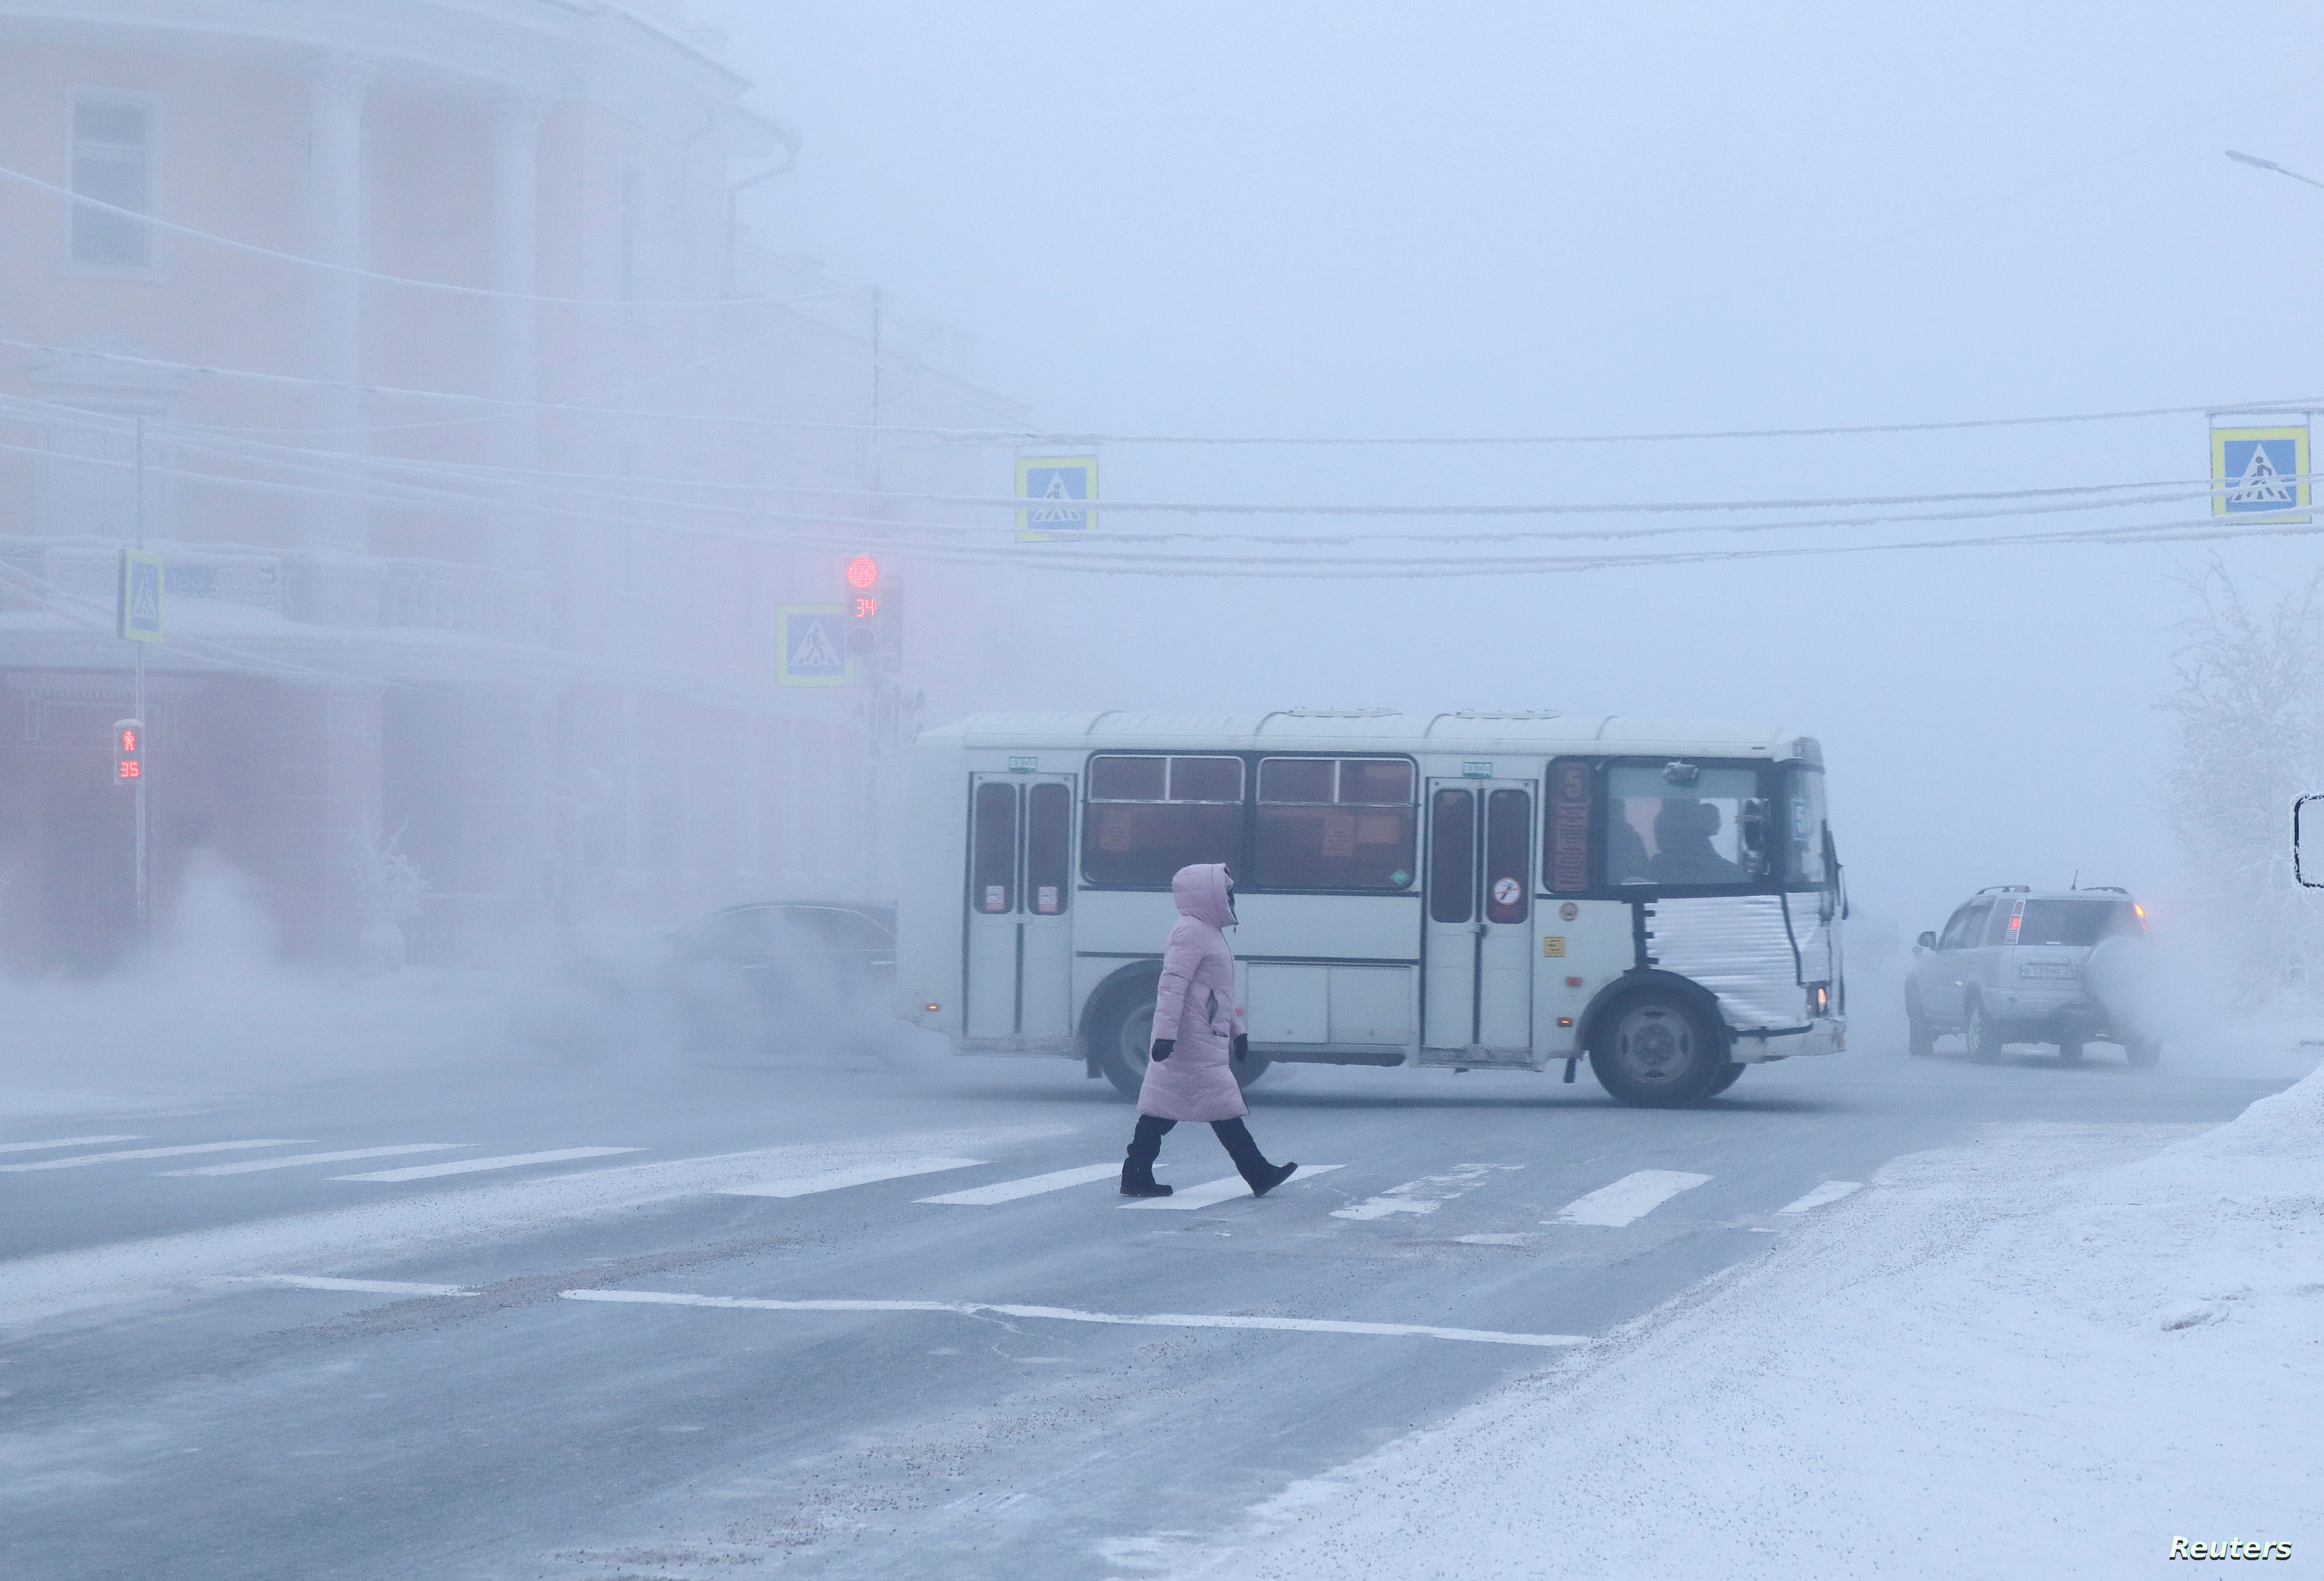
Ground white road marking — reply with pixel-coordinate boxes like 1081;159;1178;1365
718;1157;986;1198
563;1288;1587;1349
0;1140;313;1173
225;1275;472;1297
1120;1163;1344;1210
1551;1169;1713;1227
162;1145;469;1177
1332;1163;1520;1220
1775;1180;1863;1214
917;1161;1129;1205
0;1134;143;1154
333;1147;642;1181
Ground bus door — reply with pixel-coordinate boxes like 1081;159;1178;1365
1422;779;1535;1056
964;773;1077;1041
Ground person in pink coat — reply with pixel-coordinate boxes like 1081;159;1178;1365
1119;862;1298;1199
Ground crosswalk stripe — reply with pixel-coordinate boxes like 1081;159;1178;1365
224;1275;472;1297
0;1134;143;1154
332;1147;642;1182
1551;1169;1712;1227
718;1157;986;1199
917;1161;1128;1205
161;1145;470;1177
1775;1180;1863;1213
0;1140;312;1173
564;1287;1588;1348
1120;1163;1344;1211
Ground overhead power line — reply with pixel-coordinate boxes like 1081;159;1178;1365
2;332;2317;452
0;163;866;311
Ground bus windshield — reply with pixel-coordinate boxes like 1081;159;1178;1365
1605;763;1759;887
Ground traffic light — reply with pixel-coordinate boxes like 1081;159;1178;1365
113;719;143;784
841;555;902;674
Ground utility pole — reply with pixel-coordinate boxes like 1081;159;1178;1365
131;417;148;940
860;286;884;905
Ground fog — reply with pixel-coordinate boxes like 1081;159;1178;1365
724;0;2324;950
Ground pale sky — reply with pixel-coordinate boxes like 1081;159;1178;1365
705;0;2324;940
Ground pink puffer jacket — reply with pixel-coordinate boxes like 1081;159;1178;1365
1137;862;1247;1121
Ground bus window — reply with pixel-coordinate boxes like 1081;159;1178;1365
1544;757;1594;892
1026;781;1072;914
1606;763;1760;888
1428;788;1475;923
1782;765;1829;886
1082;754;1245;886
972;781;1018;913
1253;757;1416;890
1484;788;1530;923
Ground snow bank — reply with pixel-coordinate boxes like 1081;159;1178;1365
1144;1069;2324;1580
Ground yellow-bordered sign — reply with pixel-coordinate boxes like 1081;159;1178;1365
1016;455;1097;542
2212;426;2310;523
118;549;164;642
776;604;853;686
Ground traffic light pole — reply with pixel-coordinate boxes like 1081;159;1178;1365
132;418;148;940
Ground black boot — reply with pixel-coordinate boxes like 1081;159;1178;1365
1212;1119;1298;1198
1121;1115;1174;1197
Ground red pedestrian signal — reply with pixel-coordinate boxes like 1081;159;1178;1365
113;718;143;784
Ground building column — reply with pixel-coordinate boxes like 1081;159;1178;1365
487;97;547;580
300;53;374;613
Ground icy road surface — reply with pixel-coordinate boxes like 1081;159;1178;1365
0;1030;2301;1580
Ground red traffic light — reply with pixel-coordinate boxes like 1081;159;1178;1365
113;718;143;785
845;555;880;590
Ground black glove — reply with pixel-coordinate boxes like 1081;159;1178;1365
1150;1039;1175;1062
1232;1033;1250;1064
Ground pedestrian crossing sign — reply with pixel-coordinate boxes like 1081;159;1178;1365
1016;455;1097;542
118;548;164;643
777;604;853;686
2212;425;2310;523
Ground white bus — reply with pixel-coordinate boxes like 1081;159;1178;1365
894;710;1844;1108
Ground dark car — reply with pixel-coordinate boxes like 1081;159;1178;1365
666;902;897;1051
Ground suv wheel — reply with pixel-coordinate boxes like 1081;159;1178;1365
1904;990;1935;1058
1589;991;1728;1108
1964;998;2003;1064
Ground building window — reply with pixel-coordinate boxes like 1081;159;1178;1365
70;94;155;269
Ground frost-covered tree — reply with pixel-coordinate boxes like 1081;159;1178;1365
2158;556;2324;1006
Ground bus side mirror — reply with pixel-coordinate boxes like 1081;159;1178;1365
1738;798;1770;877
2297;796;2324;889
1915;930;1937;951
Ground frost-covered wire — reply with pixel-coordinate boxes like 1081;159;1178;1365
0;163;866;311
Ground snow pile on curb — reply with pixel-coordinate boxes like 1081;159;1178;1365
1149;1069;2324;1580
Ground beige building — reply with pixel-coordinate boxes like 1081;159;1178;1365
0;0;1022;971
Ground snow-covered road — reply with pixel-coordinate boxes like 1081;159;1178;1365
0;1026;2310;1580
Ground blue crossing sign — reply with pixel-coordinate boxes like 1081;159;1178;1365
776;604;853;686
2212;425;2310;523
1016;454;1097;542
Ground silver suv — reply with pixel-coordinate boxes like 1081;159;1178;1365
1905;886;2158;1066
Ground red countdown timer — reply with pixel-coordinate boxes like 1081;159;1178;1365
844;556;880;590
113;719;143;783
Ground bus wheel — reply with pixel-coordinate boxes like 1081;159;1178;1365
1703;1060;1747;1097
1088;976;1272;1100
1589;993;1727;1108
2123;1037;2161;1069
1089;980;1157;1100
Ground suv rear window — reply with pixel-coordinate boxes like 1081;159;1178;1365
2016;898;2141;946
